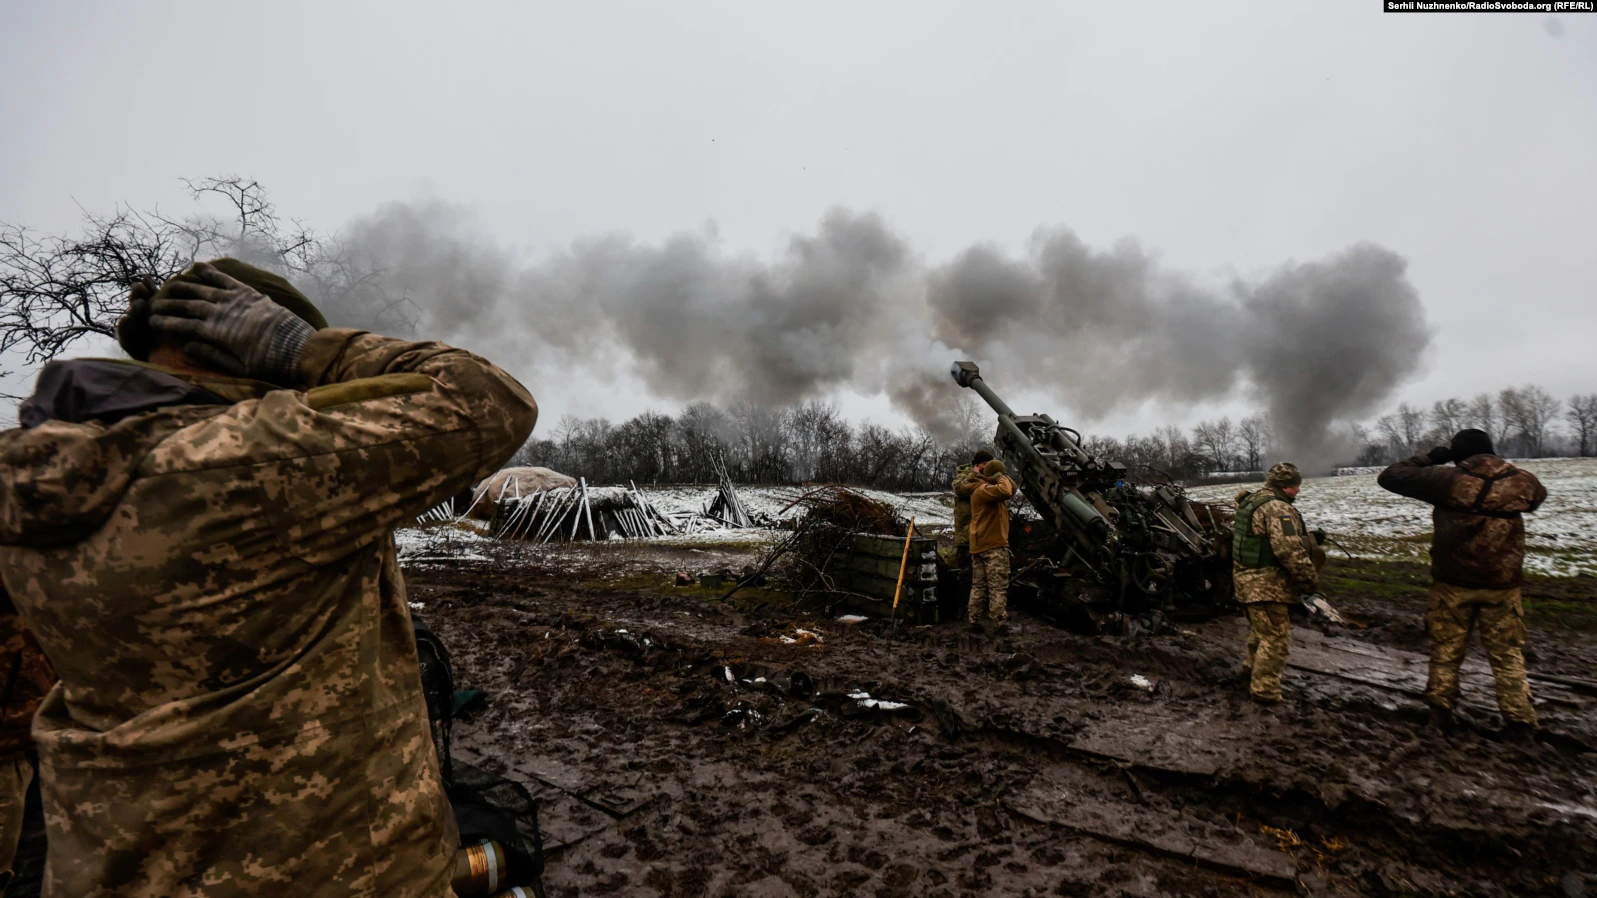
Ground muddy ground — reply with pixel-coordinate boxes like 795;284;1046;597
409;541;1597;897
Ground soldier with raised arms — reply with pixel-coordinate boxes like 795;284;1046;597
0;260;537;897
951;449;994;572
1232;462;1320;705
1377;429;1546;741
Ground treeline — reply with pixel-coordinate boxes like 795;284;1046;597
510;400;985;492
514;384;1596;490
1352;386;1597;465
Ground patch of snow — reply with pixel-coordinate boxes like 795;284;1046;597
1187;457;1597;578
847;691;912;712
1129;674;1154;691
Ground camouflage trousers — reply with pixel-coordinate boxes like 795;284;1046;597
1244;602;1293;702
969;548;1009;624
1425;582;1537;725
0;755;31;884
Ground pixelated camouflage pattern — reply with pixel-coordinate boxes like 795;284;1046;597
951;464;976;548
1232;489;1318;604
1424;583;1537;725
0;328;537;898
1377;453;1546;589
1244;602;1292;702
1265;461;1302;487
968;548;1009;624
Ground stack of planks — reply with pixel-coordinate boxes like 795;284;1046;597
704;458;757;528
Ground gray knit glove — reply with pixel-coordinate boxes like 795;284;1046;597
147;262;315;385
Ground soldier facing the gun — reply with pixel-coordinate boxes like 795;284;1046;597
0;260;536;897
951;449;995;572
967;458;1017;635
1378;429;1546;741
1232;462;1322;705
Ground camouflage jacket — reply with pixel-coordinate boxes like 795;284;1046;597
1377;453;1545;588
1232;487;1318;604
0;330;536;898
0;586;56;760
951;465;977;547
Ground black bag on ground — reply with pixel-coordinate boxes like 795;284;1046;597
413;614;545;897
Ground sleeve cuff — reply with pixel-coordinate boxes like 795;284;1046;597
296;328;368;388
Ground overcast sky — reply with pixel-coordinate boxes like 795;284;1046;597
2;1;1593;437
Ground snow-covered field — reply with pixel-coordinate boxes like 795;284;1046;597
399;459;1597;579
642;484;954;530
1187;457;1597;578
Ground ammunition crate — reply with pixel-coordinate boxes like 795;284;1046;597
832;532;945;624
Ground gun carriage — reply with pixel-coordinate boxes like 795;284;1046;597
951;361;1234;633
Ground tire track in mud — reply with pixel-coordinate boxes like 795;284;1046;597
408;563;1597;896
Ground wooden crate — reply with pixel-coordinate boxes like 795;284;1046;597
833;532;945;624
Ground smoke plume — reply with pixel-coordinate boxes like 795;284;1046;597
318;202;1431;468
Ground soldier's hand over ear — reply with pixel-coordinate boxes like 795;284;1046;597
114;276;159;359
1424;445;1454;466
147;262;315;386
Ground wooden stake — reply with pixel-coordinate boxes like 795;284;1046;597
892;517;917;612
580;478;595;541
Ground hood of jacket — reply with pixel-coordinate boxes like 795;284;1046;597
0;359;258;548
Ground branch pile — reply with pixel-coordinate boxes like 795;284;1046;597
761;487;910;600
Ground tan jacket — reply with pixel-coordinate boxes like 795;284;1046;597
0;329;536;898
969;474;1016;555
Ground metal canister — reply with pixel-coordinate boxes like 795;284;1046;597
451;839;507;898
492;888;537;898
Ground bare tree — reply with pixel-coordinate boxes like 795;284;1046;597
1192;417;1238;472
1566;394;1597;458
1398;403;1426;450
1238;414;1272;471
0;176;417;391
1499;385;1560;457
1467;393;1510;445
1429;397;1467;439
0;208;190;386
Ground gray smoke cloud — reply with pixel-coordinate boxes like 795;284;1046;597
926;231;1432;468
317;202;1431;466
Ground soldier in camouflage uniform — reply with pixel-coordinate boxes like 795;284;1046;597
968;459;1017;633
1378;429;1546;740
1233;462;1320;705
0;260;537;897
951;449;994;571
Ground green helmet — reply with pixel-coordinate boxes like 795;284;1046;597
984;459;1008;477
1266;462;1302;488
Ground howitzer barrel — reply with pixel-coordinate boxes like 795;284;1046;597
949;362;1015;418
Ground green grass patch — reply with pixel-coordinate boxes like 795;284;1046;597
1523;596;1597;632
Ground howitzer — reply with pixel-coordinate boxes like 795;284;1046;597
951;361;1233;632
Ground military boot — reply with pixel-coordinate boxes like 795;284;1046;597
1501;721;1537;746
1425;704;1456;736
